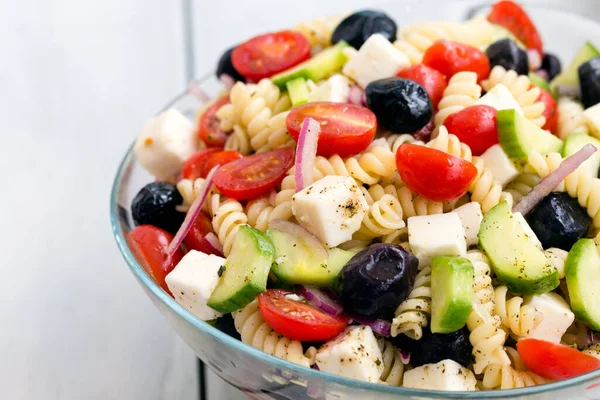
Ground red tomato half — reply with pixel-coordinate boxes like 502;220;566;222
423;40;491;82
488;1;543;57
214;147;294;200
444;105;498;156
181;149;221;181
517;339;600;380
396;144;478;201
128;225;184;296
397;64;448;109
232;30;311;81
286;102;377;157
538;88;558;133
198;96;230;147
183;211;217;255
258;289;350;341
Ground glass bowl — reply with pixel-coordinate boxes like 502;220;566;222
111;1;600;398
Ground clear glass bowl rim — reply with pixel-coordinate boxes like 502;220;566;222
110;69;600;398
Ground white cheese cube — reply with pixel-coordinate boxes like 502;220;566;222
452;202;483;246
585;102;600;138
408;213;467;266
134;109;198;180
316;326;384;383
165;251;225;321
308;74;351;103
403;359;477;391
292;176;368;247
480;144;520;186
583;343;600;360
476;83;523;114
342;34;410;89
514;212;543;250
520;293;574;343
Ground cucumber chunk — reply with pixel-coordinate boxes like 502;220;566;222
478;202;559;295
563;132;600;176
207;225;275;313
497;108;563;159
286;77;310;107
565;238;600;331
272;41;350;90
430;256;474;334
268;228;355;287
550;42;600;95
528;72;552;95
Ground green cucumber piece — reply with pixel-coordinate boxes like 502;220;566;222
272;41;350;90
550;42;600;95
286;77;310;107
497;108;563;159
430;256;474;334
267;228;355;287
563;132;600;176
478;202;559;295
207;225;275;313
528;72;552;95
565;238;600;331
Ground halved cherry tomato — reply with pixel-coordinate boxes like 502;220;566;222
203;150;244;175
258;289;350;341
396;144;478;201
286;102;377;157
444;105;498;156
488;1;543;57
214;147;294;200
517;339;600;380
538;87;558;133
181;149;221;181
232;30;311;81
128;225;184;296
396;64;448;109
183;211;218;255
198;96;230;147
423;40;491;82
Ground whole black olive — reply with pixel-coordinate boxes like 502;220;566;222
392;327;473;368
216;47;246;83
525;192;591;251
486;39;529;76
541;53;562;81
131;182;185;234
331;10;397;49
366;78;433;133
579;57;600;109
339;243;419;320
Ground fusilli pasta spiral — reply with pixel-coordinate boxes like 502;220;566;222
467;303;511;374
557;97;589;139
505;173;540;203
480;347;548;390
385;133;425;153
256;111;295;153
426;126;473;161
224;124;252;155
466;250;495;316
469;158;514;214
294;12;349;49
378;339;407;386
544;247;568;279
209;193;249;256
391;265;432;339
356;193;405;239
394;23;457;65
494;285;543;337
435;72;482;126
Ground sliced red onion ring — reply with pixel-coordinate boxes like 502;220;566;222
187;80;212;103
349;314;392;337
348;85;364;105
219;74;235;90
527;49;542;71
413;119;435;142
399;350;411;365
534;69;550;82
513;144;597;215
299;285;343;316
556;84;581;99
201;232;224;257
268;219;328;259
294;117;320;192
167;166;218;257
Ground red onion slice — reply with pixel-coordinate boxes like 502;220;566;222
168;166;218;257
349;314;392;337
268;219;328;259
348;85;364;105
534;69;550;82
527;49;542;71
513;144;597;215
294;117;320;192
187;80;212;103
556;84;581;99
299;285;344;316
399;350;411;365
201;232;224;257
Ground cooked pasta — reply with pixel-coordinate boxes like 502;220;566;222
434;72;482;126
481;66;546;127
505;173;541;203
294;12;349;49
397;186;445;219
480;348;548;389
557;97;589;139
378;339;407;386
386;133;425;153
245;195;274;232
394;22;458;65
381;226;411;251
494;286;543;337
469;158;514;214
426;126;473;161
356;193;405;239
224;124;252;155
209;193;249;256
467;302;511;374
544;247;568;279
391;265;432;339
466;250;495;316
256;111;295;153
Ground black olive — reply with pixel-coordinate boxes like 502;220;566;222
541;53;562;81
392;327;473;368
213;313;241;340
366;78;433;133
339;243;419;320
131;182;185;234
525;192;591;251
579;57;600;109
331;10;397;49
216;47;246;83
486;39;529;76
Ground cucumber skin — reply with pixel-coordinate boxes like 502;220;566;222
562;133;600;177
497;109;563;159
286;77;310;107
565;239;600;331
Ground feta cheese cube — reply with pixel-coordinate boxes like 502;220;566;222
584;102;600;137
520;293;574;343
452;202;483;246
292;176;368;247
514;212;543;250
480;144;520;186
134;109;198;180
342;34;410;89
308;74;351;103
403;359;477;391
165;251;225;321
476;83;523;114
408;213;467;266
316;326;384;382
583;343;600;360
